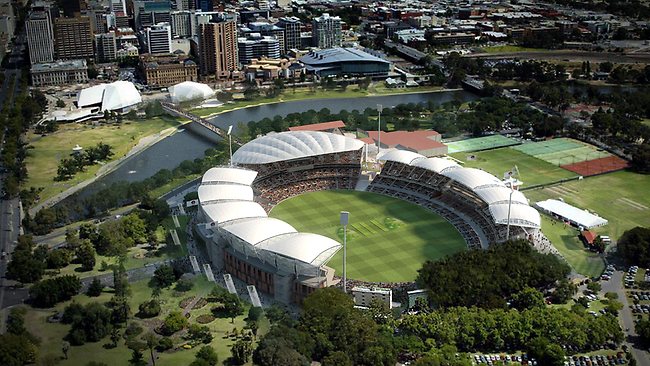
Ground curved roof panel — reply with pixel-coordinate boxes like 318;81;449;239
220;217;297;245
169;81;215;103
201;201;267;224
256;232;342;266
201;167;257;186
378;149;424;165
77;84;106;108
101;81;142;111
489;203;541;228
474;186;528;205
411;157;460;173
198;184;254;203
441;168;505;190
232;131;364;165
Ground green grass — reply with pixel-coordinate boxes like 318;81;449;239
512;138;610;166
538;215;605;278
269;190;466;283
445;135;520;153
24;117;181;204
526;170;650;240
481;45;549;53
25;276;265;366
450;147;577;187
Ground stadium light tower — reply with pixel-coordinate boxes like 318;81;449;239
377;104;383;151
340;211;349;293
227;125;233;167
505;188;514;241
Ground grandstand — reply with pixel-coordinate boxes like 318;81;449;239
368;150;540;248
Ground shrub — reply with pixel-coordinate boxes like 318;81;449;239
137;299;161;318
156;337;173;352
86;278;103;297
196;314;215;324
175;278;194;292
160;312;188;336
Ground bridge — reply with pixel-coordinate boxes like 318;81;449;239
161;101;242;145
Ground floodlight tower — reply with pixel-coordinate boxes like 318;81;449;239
227;125;233;167
340;211;349;293
505;188;514;241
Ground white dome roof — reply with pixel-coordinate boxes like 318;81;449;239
169;81;215;103
441;168;505;190
377;149;423;165
411;157;460;173
233;131;365;165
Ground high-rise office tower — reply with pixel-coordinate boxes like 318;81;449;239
277;16;301;51
26;8;55;64
238;33;279;64
111;0;128;16
170;11;191;38
312;13;342;49
145;23;172;54
199;18;238;79
54;16;94;60
95;31;117;62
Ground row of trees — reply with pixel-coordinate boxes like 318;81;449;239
27;144;224;235
0;308;39;365
417;240;572;309
56;142;114;181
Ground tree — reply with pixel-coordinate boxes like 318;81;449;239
6;236;45;283
192;346;219;366
76;239;96;271
66;302;113;345
637;318;650;344
551;279;577;304
137;299;161;318
152;264;176;288
248;306;263;323
46;249;73;269
511;287;545;310
221;292;244;323
527;337;565;366
187;324;213;344
110;328;121;348
129;349;146;366
142;332;158;366
62;341;70;359
618;227;650;266
30;275;81;307
86;278;103;297
322;351;352;366
160;311;188;335
587;282;602;293
56;99;65;108
0;333;38;366
231;339;252;365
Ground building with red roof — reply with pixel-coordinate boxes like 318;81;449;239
365;130;447;157
288;120;345;135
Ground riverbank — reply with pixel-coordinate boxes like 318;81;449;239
27;118;181;215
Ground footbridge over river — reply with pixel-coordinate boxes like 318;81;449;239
161;101;242;145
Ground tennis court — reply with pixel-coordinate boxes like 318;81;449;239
561;155;630;176
513;138;612;166
445;135;520;154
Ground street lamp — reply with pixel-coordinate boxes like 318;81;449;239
227;125;233;167
377;104;383;151
505;188;514;241
340;211;349;293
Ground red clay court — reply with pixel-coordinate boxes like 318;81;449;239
561;156;629;176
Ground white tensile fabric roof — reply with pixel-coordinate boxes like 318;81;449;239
441;167;505;190
198;184;254;203
377;149;423;165
232;131;365;165
76;81;142;111
169;81;215;103
198;166;343;268
255;232;341;266
535;199;608;228
201;167;258;186
411;157;460;173
202;201;268;224
379;150;540;229
489;203;541;228
474;186;528;205
220;217;297;245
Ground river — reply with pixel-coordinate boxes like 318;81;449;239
62;90;477;200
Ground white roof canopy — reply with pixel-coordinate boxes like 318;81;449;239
489;203;541;228
169;81;215;103
220;217;297;245
232;131;364;165
535;199;608;228
441;168;505;190
378;149;423;165
198;184;254;203
77;81;141;111
201;201;267;224
474;186;528;205
255;232;342;266
201;167;258;186
411;157;460;173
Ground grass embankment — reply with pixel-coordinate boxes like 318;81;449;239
450;147;577;187
44;215;190;280
24;116;181;204
270;190;466;283
192;85;445;118
24;275;267;366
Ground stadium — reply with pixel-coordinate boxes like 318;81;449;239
196;131;540;304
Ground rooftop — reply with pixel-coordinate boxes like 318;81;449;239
288;120;345;132
299;47;391;66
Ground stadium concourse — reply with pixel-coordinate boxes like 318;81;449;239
195;130;542;304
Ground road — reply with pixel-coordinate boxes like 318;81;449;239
601;270;650;365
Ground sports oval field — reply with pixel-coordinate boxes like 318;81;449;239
269;190;466;283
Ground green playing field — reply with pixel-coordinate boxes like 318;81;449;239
269;190;467;283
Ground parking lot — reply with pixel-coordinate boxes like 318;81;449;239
563;353;628;366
